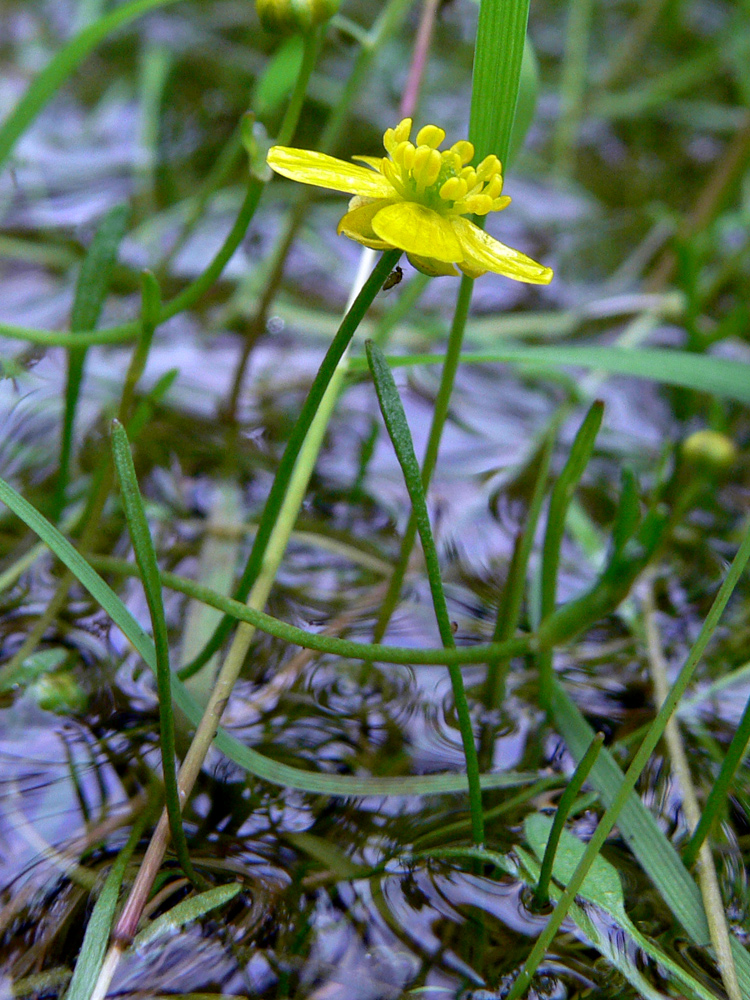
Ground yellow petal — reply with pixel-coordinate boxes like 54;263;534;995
452;216;553;284
371;202;463;262
406;253;458;277
337;199;395;249
267;147;395;198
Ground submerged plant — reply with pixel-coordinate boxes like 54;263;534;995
267;117;553;281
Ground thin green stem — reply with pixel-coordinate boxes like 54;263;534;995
483;427;556;708
111;420;207;891
89;552;534;665
181;249;401;678
373;272;474;641
683;693;750;868
275;28;323;147
108;250;402;969
366;341;484;844
506;521;750;1000
553;0;595;177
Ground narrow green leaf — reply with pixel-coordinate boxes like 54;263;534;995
70;206;129;334
469;0;531;162
66;812;148;1000
532;732;603;908
55;205;129;518
110;420;205;890
0;0;185;174
683;689;750;869
541;401;604;620
526;813;625;915
131;883;242;951
182;248;402;677
366;340;484;845
357;345;750;407
524;816;727;1000
538;402;603;710
253;35;304;116
611;467;641;554
484;427;555;707
0;474;536;797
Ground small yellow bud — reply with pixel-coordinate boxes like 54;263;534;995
682;430;737;472
256;0;340;35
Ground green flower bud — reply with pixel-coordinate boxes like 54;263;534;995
29;672;88;714
682;429;737;473
256;0;340;35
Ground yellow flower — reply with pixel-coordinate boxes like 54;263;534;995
266;118;553;283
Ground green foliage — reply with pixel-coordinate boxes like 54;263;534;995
2;0;750;995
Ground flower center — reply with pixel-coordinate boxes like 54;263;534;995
379;118;510;218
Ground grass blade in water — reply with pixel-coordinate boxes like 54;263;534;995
110;419;206;889
366;339;484;844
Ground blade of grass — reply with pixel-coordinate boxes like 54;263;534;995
0;0;185;173
469;0;531;163
180;248;402;678
508;522;750;999
110;419;207;891
353;345;750;406
538;401;603;709
484;425;556;708
0;469;539;800
532;732;603;909
366;340;484;845
130;883;242;951
683;689;750;868
54;205;129;519
66;807;150;1000
643;580;741;1000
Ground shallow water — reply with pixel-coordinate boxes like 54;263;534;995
1;1;750;997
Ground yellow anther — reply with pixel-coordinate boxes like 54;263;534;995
411;145;439;189
460;167;477;187
476;154;500;182
446;151;463;173
439;176;465;201
492;195;511;211
424;148;442;186
416;124;446;149
450;140;474;166
485;174;504;199
412;145;432;171
462;194;494;215
401;142;416;172
391;141;408;167
393;118;412;143
383;129;397;154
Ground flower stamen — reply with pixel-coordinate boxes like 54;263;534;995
266;116;552;283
